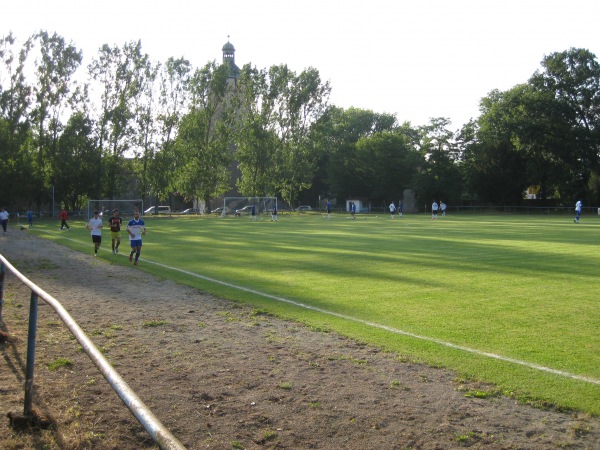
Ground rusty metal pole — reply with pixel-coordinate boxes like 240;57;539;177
23;291;39;416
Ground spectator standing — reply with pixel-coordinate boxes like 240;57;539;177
271;204;278;222
59;208;70;230
86;210;103;256
0;208;9;234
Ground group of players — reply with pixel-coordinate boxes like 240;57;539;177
86;209;147;265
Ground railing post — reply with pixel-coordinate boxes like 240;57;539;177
24;291;39;416
0;262;5;321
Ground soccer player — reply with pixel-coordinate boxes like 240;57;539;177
27;210;33;227
440;201;447;218
326;199;331;220
251;204;257;221
108;209;123;254
271;204;278;221
351;202;356;219
127;210;146;266
432;201;439;220
574;200;582;223
86;210;103;256
389;201;396;219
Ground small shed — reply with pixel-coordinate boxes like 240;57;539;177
346;199;369;212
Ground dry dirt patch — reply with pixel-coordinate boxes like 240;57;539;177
1;230;600;449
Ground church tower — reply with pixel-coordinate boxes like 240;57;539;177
222;37;240;80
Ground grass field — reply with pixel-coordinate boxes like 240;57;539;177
26;211;600;415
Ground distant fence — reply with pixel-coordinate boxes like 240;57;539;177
0;254;186;450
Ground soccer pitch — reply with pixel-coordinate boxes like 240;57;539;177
32;212;600;414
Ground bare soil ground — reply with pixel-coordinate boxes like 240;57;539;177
1;230;600;449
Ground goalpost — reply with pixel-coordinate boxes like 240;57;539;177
87;199;144;220
223;197;277;217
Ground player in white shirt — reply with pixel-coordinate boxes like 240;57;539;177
389;202;396;219
574;200;582;223
126;210;147;266
86;210;103;256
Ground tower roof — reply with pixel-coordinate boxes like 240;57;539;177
222;38;240;80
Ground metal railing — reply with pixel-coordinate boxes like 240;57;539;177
0;254;186;450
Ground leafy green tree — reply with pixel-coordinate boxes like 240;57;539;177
355;130;421;202
233;65;278;197
462;90;528;204
529;48;600;202
274;66;330;207
411;118;464;204
0;33;35;208
307;106;396;202
172;62;236;208
88;40;151;199
28;31;83;210
234;64;330;207
53;112;102;210
145;57;192;205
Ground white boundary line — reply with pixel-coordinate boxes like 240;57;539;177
39;230;600;386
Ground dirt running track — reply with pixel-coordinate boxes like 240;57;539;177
1;230;600;449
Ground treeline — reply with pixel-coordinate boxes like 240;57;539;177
1;31;599;212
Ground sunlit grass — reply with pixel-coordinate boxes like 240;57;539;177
30;212;600;414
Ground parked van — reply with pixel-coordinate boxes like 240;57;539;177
144;205;171;215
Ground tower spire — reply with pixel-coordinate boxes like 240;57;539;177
222;37;240;79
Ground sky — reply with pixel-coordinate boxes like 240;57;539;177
2;0;600;129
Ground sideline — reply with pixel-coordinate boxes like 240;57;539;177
35;229;600;387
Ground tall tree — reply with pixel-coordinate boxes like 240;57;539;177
144;57;192;206
53;112;102;210
529;48;600;202
233;64;330;206
462;90;528;204
411;118;464;204
172;61;236;208
355;130;421;202
271;66;330;207
311;106;398;200
29;31;83;210
234;65;277;197
88;40;151;199
0;33;35;208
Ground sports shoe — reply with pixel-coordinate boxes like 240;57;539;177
129;253;133;261
134;261;138;266
115;248;119;254
112;250;115;254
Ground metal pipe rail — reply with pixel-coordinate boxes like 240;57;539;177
0;254;186;450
